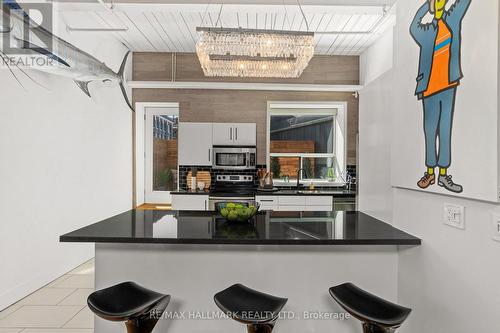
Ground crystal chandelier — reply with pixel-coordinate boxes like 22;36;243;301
196;27;315;78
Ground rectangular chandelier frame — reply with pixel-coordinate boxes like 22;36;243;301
196;27;314;37
196;27;315;78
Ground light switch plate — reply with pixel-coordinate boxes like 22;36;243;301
443;203;465;230
492;214;500;242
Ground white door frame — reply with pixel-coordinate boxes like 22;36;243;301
135;102;180;205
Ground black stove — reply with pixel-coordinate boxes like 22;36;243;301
209;174;257;198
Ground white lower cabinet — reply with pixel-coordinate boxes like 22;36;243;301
305;196;333;206
172;194;209;211
278;196;306;206
278;196;306;211
173;194;335;211
256;195;333;211
255;196;279;211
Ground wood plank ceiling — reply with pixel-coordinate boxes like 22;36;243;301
59;3;395;55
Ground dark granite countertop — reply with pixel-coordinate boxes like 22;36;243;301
171;190;210;195
60;210;420;246
171;189;356;197
256;189;356;197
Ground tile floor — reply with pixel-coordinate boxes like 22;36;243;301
0;259;95;333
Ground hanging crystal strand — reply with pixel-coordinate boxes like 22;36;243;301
196;28;314;77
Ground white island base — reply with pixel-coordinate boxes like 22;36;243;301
94;243;399;333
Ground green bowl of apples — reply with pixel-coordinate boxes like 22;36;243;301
215;202;260;222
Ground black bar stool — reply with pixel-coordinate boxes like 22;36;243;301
214;283;288;333
88;281;170;333
329;283;411;333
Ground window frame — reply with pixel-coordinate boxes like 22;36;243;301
266;101;347;186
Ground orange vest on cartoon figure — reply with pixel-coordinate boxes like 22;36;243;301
423;19;458;97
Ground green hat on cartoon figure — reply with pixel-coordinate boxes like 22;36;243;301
429;0;448;19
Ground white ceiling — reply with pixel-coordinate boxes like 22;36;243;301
57;3;395;55
98;0;397;5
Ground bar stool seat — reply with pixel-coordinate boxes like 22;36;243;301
329;283;411;332
214;284;287;332
88;282;170;333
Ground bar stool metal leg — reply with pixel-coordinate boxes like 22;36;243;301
124;317;159;333
363;323;396;333
246;322;275;333
124;296;170;333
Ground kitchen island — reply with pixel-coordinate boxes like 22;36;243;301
60;210;420;333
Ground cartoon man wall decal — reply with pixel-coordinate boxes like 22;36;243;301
410;0;471;193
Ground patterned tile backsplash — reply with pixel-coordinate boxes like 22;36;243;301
178;165;266;190
178;164;357;191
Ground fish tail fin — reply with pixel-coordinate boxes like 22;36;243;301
119;81;133;111
118;51;130;78
117;50;133;112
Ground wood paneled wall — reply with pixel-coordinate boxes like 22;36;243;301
133;53;359;85
133;89;358;165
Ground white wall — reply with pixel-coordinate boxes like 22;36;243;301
359;27;394;86
395;189;500;333
0;18;133;309
358;28;395;222
358;70;394;223
358;0;500;332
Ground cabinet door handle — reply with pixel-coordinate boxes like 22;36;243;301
205;200;207;211
208;148;211;162
260;199;274;202
235;127;238;141
230;127;232;141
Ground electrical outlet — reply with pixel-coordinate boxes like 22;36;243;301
492;214;500;242
443;203;465;230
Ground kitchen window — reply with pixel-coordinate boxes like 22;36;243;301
267;102;347;186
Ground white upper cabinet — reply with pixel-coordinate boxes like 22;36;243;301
212;123;256;146
212;123;234;146
233;123;256;146
178;122;213;166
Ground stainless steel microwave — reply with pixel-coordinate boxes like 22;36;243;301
212;146;257;170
